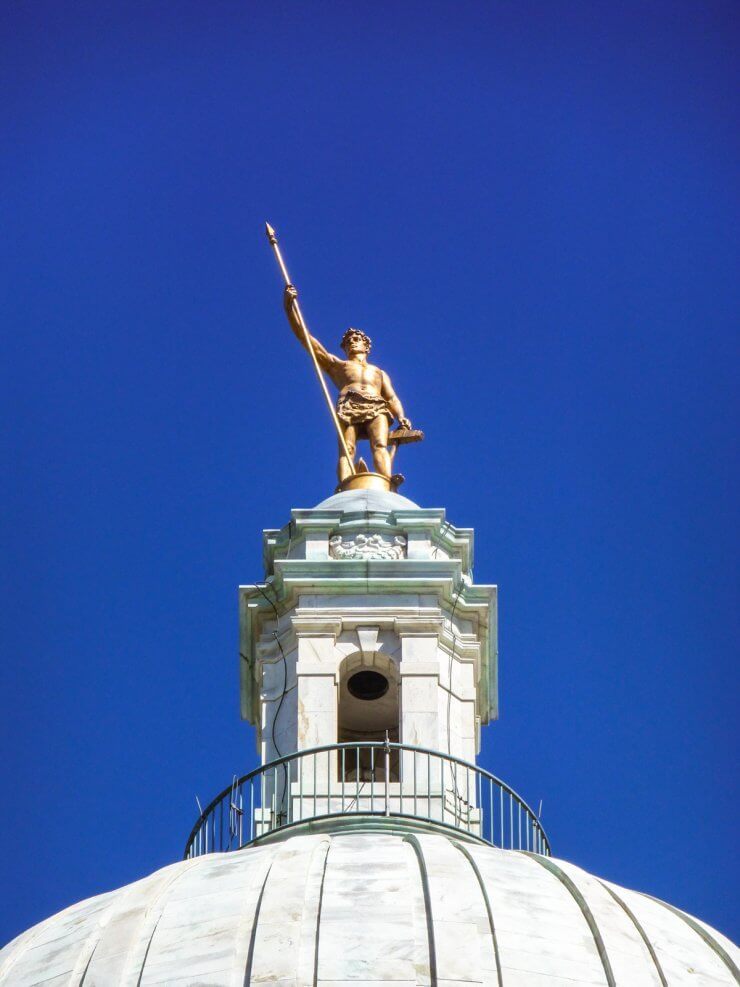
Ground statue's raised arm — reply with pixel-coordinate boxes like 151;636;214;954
283;285;341;374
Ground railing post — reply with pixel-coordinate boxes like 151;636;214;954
384;732;390;817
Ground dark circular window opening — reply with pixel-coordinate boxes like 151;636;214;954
347;669;389;701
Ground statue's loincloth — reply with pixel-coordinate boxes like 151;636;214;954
336;389;393;437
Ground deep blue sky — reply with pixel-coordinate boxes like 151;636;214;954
1;0;738;948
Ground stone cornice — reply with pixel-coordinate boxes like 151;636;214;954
290;616;343;638
263;506;474;574
393;615;445;635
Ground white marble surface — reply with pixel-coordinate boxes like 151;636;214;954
313;489;421;512
2;832;737;986
242;496;497;734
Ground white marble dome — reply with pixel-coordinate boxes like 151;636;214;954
314;487;420;512
1;829;737;986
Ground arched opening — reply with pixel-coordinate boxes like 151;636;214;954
337;652;399;781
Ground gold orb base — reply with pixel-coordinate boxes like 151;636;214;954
336;471;405;494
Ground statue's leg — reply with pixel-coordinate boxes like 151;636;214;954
367;415;391;478
338;424;356;483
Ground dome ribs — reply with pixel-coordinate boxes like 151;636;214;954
595;880;669;987
469;847;612;985
298;838;332;987
243;861;274;985
599;879;740;984
533;856;667;987
245;835;332;985
402;834;438;986
0;893;114;987
0;890;116;986
451;839;504;986
315;833;421;983
408;833;499;986
522;854;617;987
2;834;737;983
636;891;740;985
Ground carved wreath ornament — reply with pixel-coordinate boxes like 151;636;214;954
329;533;407;560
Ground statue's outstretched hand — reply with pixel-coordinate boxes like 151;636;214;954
399;417;412;430
284;284;298;307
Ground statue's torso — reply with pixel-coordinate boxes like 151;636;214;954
331;359;384;398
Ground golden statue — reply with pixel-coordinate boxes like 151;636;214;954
267;225;422;491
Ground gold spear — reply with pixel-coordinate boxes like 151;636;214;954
265;223;356;475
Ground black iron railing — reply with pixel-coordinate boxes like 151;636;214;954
184;742;550;859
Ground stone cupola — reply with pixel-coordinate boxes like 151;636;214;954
239;488;497;772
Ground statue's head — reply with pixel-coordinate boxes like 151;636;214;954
340;327;372;356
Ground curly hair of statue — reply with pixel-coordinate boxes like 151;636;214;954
340;327;372;352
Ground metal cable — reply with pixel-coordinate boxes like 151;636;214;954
255;581;290;823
